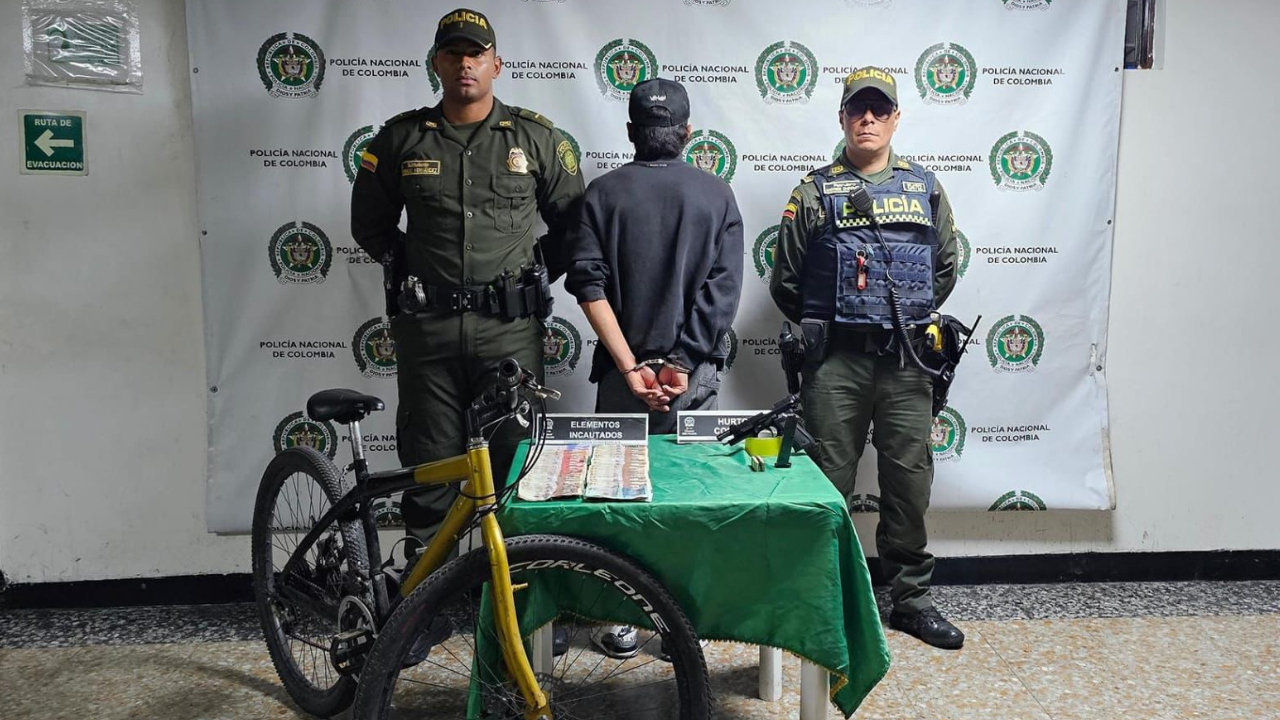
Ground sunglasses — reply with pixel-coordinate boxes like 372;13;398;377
843;98;896;122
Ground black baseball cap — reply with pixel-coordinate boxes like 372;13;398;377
840;66;899;108
628;78;690;127
435;8;496;50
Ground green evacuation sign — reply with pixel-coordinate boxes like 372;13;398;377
20;111;87;176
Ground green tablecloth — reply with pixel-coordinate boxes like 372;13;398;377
497;436;890;717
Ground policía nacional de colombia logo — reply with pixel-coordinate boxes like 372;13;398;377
931;406;967;462
258;32;326;99
595;39;658;101
424;44;443;99
989;490;1048;511
269;221;333;284
353;318;397;378
682;129;738;183
756;41;819;104
372;496;404;528
753;225;779;283
915;42;977;106
987;314;1045;373
956;229;972;279
722;327;739;372
990;130;1053;191
543;316;583;377
1002;0;1052;10
848;493;882;513
272;411;338;459
343;125;379;184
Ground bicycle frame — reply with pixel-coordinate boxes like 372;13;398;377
277;430;551;717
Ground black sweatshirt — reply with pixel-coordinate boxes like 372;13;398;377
565;159;744;383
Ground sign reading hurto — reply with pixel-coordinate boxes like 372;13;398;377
676;410;767;443
541;414;648;444
19;111;86;176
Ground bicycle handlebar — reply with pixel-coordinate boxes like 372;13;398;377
465;359;562;439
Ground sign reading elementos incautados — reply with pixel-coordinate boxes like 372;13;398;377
19;110;87;176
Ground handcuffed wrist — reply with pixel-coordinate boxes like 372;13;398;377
662;358;692;374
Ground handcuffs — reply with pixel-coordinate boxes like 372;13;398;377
624;357;692;376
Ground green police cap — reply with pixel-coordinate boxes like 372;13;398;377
840;66;899;108
435;8;496;50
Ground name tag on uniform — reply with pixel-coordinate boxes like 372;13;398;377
402;159;441;176
822;180;862;195
902;181;927;194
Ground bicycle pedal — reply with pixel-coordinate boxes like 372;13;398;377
330;627;374;676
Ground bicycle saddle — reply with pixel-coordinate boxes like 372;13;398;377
306;389;385;424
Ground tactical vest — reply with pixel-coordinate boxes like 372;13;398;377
801;161;940;329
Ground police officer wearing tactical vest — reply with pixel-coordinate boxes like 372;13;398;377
351;9;585;552
770;67;964;649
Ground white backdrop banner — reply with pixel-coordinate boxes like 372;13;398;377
188;0;1123;532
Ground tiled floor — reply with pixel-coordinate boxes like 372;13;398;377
2;581;1277;719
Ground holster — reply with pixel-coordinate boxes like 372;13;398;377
800;319;831;363
923;314;973;416
382;238;408;319
399;264;553;321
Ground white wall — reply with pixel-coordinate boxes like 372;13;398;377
0;0;247;583
1;0;1275;584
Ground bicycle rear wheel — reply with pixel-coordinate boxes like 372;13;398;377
353;534;712;720
251;446;369;716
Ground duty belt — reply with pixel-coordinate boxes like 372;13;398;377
412;273;551;320
423;283;499;314
832;326;927;354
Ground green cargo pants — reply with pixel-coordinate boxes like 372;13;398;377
391;312;544;552
801;333;936;613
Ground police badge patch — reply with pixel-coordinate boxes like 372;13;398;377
556;140;579;175
507;147;529;174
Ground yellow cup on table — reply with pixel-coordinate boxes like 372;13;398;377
744;435;783;458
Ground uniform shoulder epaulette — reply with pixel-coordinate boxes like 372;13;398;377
808;161;846;181
384;106;431;126
509;106;556;130
895;158;914;170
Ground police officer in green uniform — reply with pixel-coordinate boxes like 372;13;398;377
770;67;965;649
351;8;585;550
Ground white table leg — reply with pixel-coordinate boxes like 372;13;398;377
800;660;829;720
531;624;554;676
759;646;783;701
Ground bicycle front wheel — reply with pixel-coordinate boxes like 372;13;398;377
353;534;711;720
251;446;369;717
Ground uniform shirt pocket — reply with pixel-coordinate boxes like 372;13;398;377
491;174;536;234
400;156;444;212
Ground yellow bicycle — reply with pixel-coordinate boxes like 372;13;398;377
251;358;710;719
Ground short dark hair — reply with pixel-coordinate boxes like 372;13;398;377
629;124;689;161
